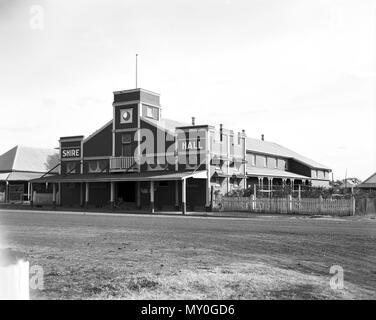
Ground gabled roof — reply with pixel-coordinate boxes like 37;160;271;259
358;172;376;188
141;117;189;135
246;137;330;170
83;120;112;143
0;146;58;173
338;178;361;188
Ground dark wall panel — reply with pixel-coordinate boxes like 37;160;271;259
84;123;112;157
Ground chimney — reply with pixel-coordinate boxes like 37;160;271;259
191;117;195;126
261;134;264;141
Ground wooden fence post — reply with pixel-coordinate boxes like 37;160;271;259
210;186;214;211
319;195;323;214
351;196;356;216
288;194;292;213
251;194;256;211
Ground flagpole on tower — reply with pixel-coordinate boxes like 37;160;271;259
135;53;138;88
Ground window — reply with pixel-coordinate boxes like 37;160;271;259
88;160;107;173
144;104;159;120
146;106;153;118
158;181;168;187
122;133;132;144
264;156;268;168
275;158;278;169
121;133;132;157
66;162;77;174
121;144;132;157
251;154;256;166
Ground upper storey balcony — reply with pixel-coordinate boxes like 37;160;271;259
109;156;140;172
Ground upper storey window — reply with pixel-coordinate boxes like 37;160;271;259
121;133;132;157
146;106;153;118
144;104;159;120
251;154;256;166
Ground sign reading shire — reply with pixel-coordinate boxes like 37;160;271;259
61;147;81;158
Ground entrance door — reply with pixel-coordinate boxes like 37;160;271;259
117;181;136;202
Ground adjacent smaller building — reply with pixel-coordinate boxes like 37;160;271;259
358;172;376;190
337;178;361;190
0;146;58;203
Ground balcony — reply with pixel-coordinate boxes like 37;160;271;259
211;142;228;158
109;157;140;172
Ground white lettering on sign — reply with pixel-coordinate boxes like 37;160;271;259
62;148;81;158
182;141;203;150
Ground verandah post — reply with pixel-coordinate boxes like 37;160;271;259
174;180;179;210
52;183;56;210
110;181;115;210
150;180;155;213
182;178;186;215
136;181;141;209
85;182;89;210
29;182;33;207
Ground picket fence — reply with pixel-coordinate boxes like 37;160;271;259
214;196;354;216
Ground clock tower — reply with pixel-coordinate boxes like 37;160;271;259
112;88;161;159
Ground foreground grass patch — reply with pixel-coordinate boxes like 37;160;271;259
1;211;375;299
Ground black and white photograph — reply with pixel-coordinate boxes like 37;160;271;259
0;0;375;307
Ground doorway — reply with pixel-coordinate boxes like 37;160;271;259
117;181;136;202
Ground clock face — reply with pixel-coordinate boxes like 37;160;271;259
120;108;133;124
122;111;131;121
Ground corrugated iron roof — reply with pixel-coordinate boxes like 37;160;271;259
358;172;376;188
6;172;49;181
0;173;10;180
0;146;58;173
246;167;311;179
246;137;330;170
141;117;189;134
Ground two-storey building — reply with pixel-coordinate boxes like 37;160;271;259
32;88;331;213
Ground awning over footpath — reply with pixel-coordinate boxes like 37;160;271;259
31;170;208;183
212;171;246;179
0;171;52;182
0;173;9;181
246;168;310;180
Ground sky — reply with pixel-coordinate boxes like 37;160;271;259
0;0;375;180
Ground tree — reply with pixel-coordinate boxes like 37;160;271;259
44;153;60;172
